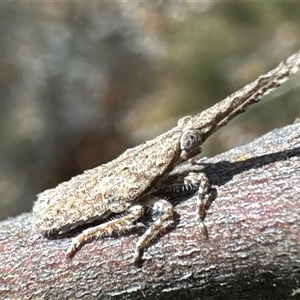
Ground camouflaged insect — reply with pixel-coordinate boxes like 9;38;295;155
33;50;300;264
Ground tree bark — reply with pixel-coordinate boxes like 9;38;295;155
0;122;299;300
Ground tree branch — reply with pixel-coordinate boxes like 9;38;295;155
1;122;299;299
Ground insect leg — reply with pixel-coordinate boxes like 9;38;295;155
175;171;209;237
196;172;209;238
134;198;174;264
66;204;144;257
159;171;209;238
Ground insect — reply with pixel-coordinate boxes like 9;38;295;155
33;50;300;264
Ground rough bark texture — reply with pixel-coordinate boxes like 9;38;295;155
0;122;299;300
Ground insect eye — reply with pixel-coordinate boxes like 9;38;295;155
180;129;203;151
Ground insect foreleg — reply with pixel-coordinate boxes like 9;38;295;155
193;172;209;238
158;171;209;238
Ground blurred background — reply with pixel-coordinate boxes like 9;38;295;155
0;2;300;220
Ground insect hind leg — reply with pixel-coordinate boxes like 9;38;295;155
66;204;144;257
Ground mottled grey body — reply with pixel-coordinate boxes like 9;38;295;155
33;50;300;264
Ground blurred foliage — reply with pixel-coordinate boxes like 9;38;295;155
0;2;299;219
